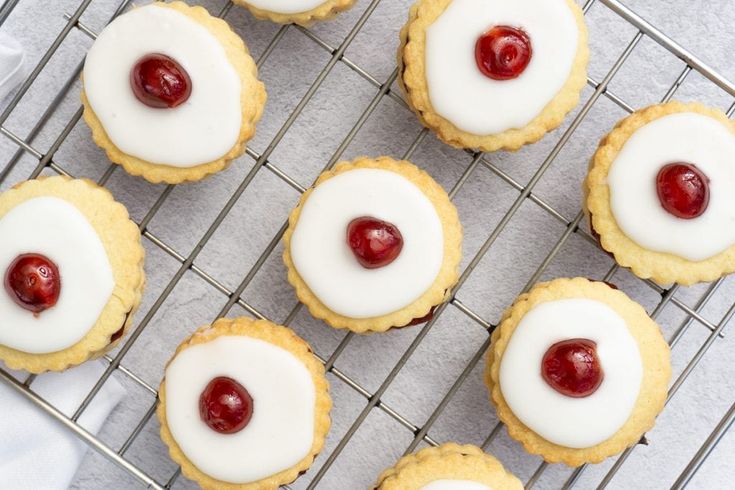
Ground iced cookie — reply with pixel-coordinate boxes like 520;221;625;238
81;2;266;184
398;0;588;151
283;156;462;333
373;443;522;490
585;101;735;285
485;278;671;466
234;0;356;26
157;317;331;489
0;177;145;373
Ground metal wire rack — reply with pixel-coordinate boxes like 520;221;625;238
0;0;734;488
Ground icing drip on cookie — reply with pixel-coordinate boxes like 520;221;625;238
421;480;492;490
0;197;114;354
290;168;444;319
83;4;242;167
499;298;642;449
241;0;332;15
424;0;579;135
165;335;316;484
608;112;735;261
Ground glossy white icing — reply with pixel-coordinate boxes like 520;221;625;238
424;0;579;135
83;4;242;167
608;112;735;262
244;0;330;15
290;168;444;319
0;197;114;354
421;480;492;490
499;298;642;449
165;335;316;484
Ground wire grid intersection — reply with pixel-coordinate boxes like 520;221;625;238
0;0;733;488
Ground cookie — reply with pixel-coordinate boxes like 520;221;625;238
234;0;356;26
283;156;462;333
81;1;266;184
485;278;671;466
398;0;588;151
373;443;522;489
585;101;735;285
0;176;145;373
157;317;331;490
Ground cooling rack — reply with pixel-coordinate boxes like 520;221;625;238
0;0;734;488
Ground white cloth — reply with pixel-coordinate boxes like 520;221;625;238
0;33;25;101
0;361;126;490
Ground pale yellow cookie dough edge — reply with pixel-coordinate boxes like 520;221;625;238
80;1;266;185
157;317;332;490
584;101;735;286
233;0;356;26
398;0;589;152
373;443;523;490
282;156;463;334
0;176;145;373
484;277;671;467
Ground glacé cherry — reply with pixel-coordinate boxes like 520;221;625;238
130;53;192;109
4;253;61;314
475;26;532;81
655;162;710;219
347;217;403;269
199;376;254;434
541;338;604;398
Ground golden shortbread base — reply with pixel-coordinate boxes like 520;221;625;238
0;176;145;373
81;1;266;184
584;101;735;285
484;278;671;466
398;0;589;151
283;156;463;333
157;317;332;490
373;443;523;490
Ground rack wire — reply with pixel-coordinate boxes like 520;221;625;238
0;0;734;488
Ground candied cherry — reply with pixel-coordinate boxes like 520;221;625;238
541;338;604;398
655;162;710;219
199;377;254;434
347;217;403;269
4;254;61;314
475;26;532;81
130;53;191;108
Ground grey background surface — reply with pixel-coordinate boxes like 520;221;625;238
0;0;734;488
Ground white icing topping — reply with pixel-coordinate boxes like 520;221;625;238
83;4;242;167
499;298;643;449
422;480;492;490
608;112;735;261
165;335;316;484
290;168;444;319
244;0;331;15
424;0;579;135
0;197;115;354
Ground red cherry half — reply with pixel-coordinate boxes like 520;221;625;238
347;217;404;269
4;254;61;314
199;376;254;434
541;338;604;398
475;26;532;81
130;53;192;109
655;162;710;219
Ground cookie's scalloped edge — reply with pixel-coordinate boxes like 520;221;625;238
373;443;523;489
234;0;356;26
